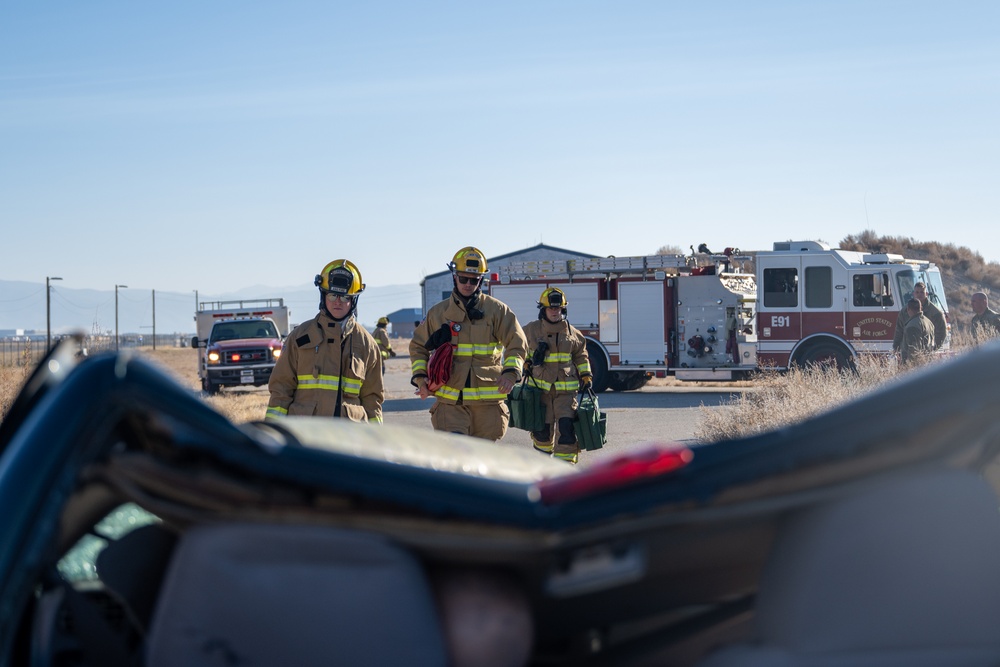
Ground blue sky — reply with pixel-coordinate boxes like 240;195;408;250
2;1;998;297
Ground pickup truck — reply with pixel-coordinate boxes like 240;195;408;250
190;298;289;394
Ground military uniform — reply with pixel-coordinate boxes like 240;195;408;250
972;308;1000;338
900;313;935;365
893;299;946;351
410;291;527;441
522;317;592;461
266;312;384;423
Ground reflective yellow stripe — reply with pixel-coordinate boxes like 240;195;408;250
554;380;580;391
473;386;505;400
546;352;572;362
577;361;592;374
435;385;461;400
454;343;502;357
433;385;505;401
295;374;363;395
411;360;427;373
527;377;553;391
297;374;341;390
265;406;287;419
369;415;383;424
527;378;579;392
503;355;523;371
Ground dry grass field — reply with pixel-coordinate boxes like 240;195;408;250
134;347;272;423
2;332;991;440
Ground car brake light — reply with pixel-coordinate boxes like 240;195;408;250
535;445;693;505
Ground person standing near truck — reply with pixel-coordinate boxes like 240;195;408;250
893;281;947;352
899;298;935;366
971;292;1000;339
522;287;593;464
266;259;383;423
409;246;527;441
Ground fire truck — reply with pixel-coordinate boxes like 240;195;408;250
489;241;949;391
190;298;290;394
754;240;948;368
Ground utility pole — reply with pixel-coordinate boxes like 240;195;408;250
46;276;63;352
115;284;128;351
152;289;157;350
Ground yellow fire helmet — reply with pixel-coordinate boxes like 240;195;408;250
538;287;568;309
315;259;365;296
448;247;488;275
377;316;389;326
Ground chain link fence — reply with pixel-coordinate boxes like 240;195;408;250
0;334;192;367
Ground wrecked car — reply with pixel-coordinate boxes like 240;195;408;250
2;335;1000;666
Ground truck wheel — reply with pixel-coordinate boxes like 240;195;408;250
585;342;610;393
609;371;652;392
794;343;856;372
203;378;221;395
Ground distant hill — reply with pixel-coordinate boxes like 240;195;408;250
838;231;1000;332
0;281;421;335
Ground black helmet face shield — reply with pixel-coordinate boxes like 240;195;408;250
327;268;355;297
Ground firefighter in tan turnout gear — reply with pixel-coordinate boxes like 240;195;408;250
266;259;384;423
373;316;395;374
522;287;593;464
410;247;528;441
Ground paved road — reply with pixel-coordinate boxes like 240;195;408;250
379;357;743;468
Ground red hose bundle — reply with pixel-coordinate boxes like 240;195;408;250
427;334;455;389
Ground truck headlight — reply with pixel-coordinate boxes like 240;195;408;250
272;348;282;359
208;351;221;364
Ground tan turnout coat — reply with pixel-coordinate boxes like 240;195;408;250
410;291;527;404
266;312;383;422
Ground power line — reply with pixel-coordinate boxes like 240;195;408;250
0;286;44;303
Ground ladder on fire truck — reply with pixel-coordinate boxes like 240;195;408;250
494;253;751;282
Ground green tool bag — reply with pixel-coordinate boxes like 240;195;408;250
574;387;607;451
506;379;547;432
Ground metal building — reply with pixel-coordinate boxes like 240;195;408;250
419;243;598;317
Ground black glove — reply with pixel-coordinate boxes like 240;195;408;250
425;323;453;351
389;349;398;358
531;342;549;367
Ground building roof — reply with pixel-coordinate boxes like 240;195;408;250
420;243;600;283
386;308;423;322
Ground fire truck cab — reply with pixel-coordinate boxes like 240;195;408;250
755;240;950;369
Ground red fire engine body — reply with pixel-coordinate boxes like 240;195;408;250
755;240;949;369
489;241;949;391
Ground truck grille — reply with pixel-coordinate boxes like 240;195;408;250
222;348;269;364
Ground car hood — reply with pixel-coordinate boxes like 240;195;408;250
5;338;1000;534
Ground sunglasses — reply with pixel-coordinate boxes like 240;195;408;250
456;275;482;285
326;293;354;303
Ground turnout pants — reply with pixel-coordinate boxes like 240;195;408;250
431;399;511;442
530;392;579;456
